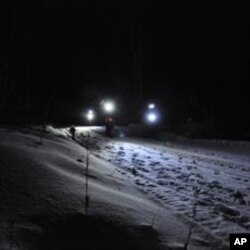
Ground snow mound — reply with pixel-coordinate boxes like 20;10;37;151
0;127;167;250
45;125;71;138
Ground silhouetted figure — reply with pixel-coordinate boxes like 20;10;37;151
69;125;76;140
105;117;114;137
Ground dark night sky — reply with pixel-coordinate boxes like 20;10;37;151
1;1;250;138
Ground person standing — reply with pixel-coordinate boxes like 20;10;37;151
69;125;76;140
105;117;114;137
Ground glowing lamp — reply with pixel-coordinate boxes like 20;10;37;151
103;101;115;113
148;103;155;109
86;110;94;121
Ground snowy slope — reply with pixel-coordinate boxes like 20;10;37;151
0;126;183;250
0;126;249;250
74;126;250;249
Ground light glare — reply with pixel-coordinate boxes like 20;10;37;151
86;110;94;121
148;103;155;109
104;101;115;113
147;112;157;123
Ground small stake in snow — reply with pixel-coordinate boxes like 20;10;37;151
184;186;199;250
85;131;90;215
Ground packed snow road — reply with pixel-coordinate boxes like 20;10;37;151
75;127;250;248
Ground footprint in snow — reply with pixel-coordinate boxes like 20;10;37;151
217;204;241;217
197;180;206;185
194;173;204;179
236;217;250;230
171;168;181;174
77;158;84;163
149;161;160;166
169;181;176;186
161;157;169;161
208;180;222;189
233;177;241;181
135;179;145;186
155;194;164;199
188;177;196;182
147;183;157;188
132;158;145;164
137;166;150;172
231;190;247;205
157;180;168;186
214;170;221;175
117;151;125;156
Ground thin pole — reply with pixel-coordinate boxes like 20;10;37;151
85;131;90;215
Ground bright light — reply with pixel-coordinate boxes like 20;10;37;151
148;103;155;109
103;101;115;113
86;110;94;121
147;112;157;123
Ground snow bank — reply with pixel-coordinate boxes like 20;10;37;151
0;127;170;250
45;125;71;138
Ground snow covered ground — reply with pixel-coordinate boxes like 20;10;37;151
0;125;249;250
